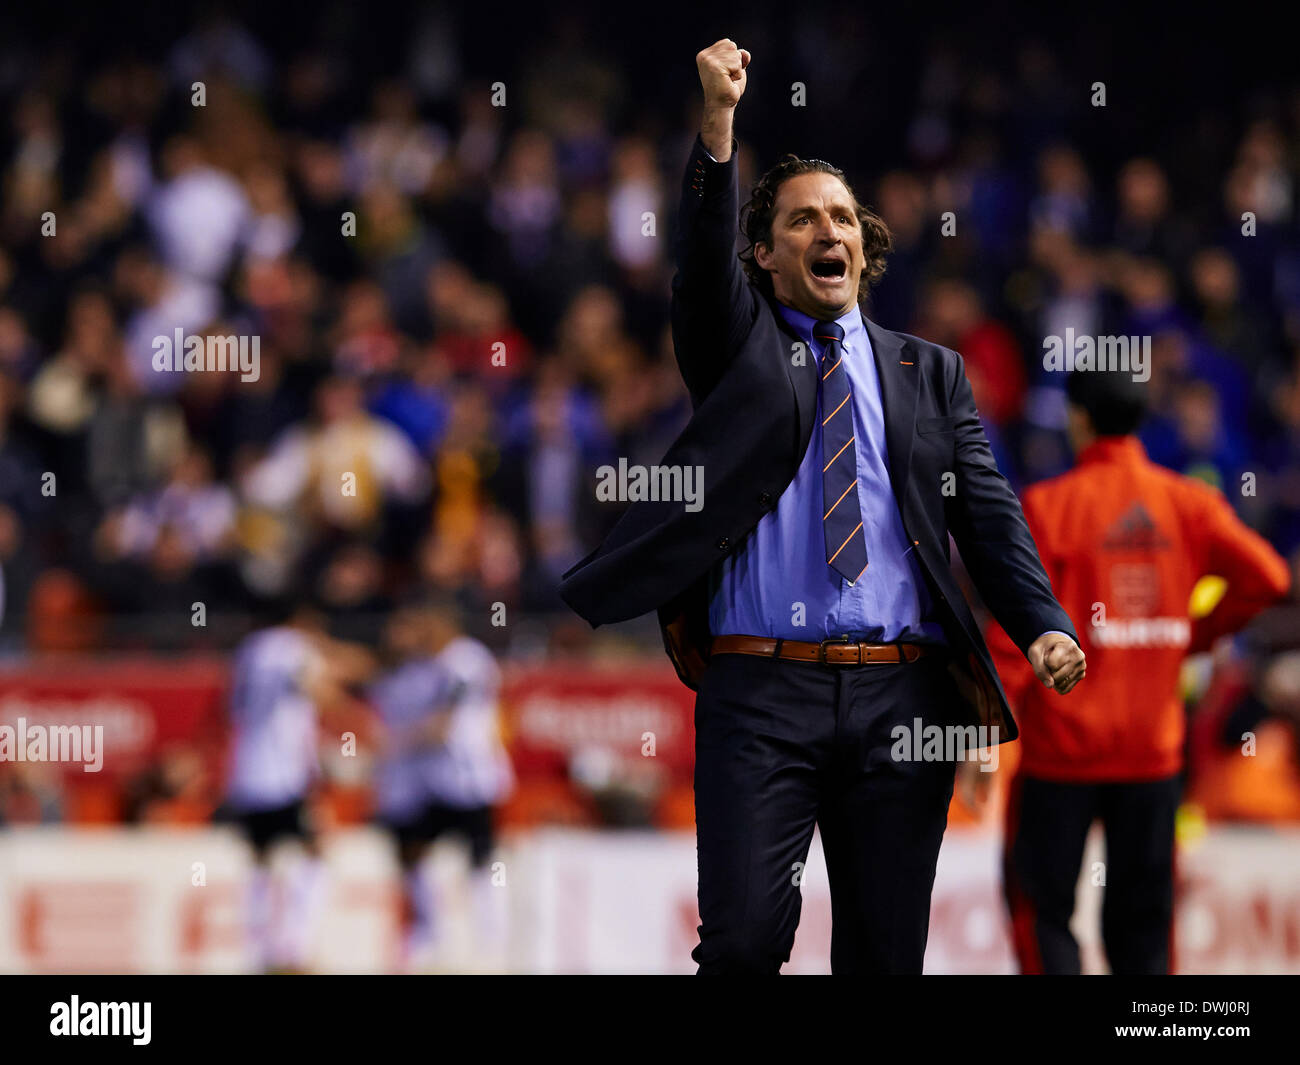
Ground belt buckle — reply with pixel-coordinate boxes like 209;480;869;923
819;634;856;664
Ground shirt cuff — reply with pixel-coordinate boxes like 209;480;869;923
1039;630;1072;642
696;134;736;164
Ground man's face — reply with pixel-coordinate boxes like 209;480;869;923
755;171;864;320
384;610;422;657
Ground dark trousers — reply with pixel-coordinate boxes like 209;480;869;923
691;650;965;974
1002;773;1182;975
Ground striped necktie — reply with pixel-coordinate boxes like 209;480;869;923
816;319;868;585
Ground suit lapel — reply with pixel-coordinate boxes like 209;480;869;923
865;316;919;513
773;306;819;464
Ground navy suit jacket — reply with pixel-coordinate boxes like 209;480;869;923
559;133;1077;742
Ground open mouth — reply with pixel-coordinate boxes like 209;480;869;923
810;257;847;282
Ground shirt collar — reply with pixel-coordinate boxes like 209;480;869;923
776;301;862;348
1077;434;1147;466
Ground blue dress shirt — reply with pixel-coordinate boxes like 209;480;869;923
707;303;949;644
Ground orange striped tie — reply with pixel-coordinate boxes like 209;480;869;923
815;320;868;585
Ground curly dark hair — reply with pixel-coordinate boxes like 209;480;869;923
739;154;892;304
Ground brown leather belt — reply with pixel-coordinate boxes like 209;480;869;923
710;634;936;666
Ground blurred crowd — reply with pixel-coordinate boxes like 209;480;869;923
1;5;1300;821
2;7;1300;646
0;7;693;653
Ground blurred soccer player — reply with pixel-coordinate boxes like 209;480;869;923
981;368;1291;974
222;600;368;973
369;596;514;971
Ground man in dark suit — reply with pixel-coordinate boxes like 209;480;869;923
560;39;1087;974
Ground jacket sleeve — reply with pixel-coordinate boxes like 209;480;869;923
983;486;1055;706
1187;483;1291;653
944;351;1078;655
985;616;1037;711
669;133;759;406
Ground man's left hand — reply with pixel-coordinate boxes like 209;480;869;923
1027;632;1086;694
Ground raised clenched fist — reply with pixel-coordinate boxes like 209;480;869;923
1027;631;1087;694
696;39;751;110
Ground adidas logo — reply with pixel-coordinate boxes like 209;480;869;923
1102;502;1169;551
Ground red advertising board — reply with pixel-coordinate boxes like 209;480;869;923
0;657;229;782
500;660;695;775
0;655;697;809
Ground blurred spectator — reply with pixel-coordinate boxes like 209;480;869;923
916;277;1026;429
242;374;430;535
99;442;237;563
146;134;250;284
1112;158;1196;264
0;763;63;825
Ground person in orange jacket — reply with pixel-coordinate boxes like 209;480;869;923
983;366;1291;974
